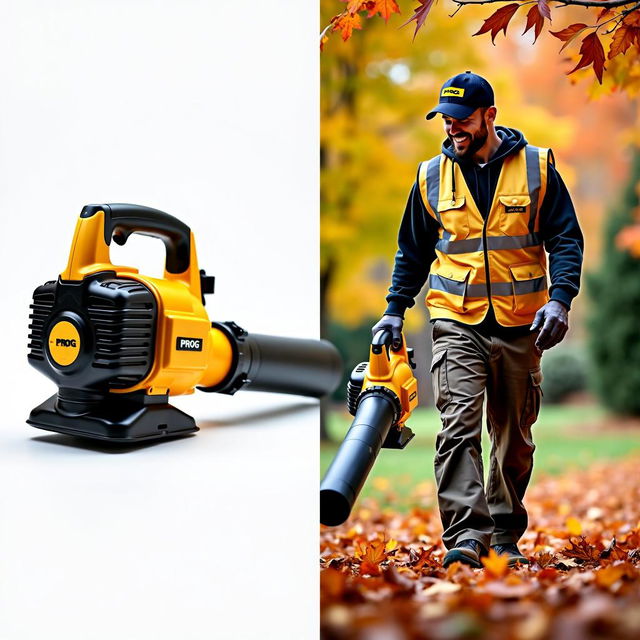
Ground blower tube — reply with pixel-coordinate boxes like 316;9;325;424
200;321;342;398
320;388;399;526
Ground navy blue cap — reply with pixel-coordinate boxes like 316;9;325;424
426;71;494;120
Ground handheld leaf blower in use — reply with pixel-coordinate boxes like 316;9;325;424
320;330;419;526
27;203;342;442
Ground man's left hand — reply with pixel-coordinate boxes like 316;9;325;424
530;300;569;354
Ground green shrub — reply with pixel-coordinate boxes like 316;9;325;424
541;346;589;404
586;149;640;416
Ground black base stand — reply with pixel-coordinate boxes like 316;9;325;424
383;425;415;450
27;392;198;443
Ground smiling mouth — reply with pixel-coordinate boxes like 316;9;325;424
452;134;470;143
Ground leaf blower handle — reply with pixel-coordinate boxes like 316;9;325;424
198;322;343;398
63;203;201;295
91;203;192;274
371;328;393;353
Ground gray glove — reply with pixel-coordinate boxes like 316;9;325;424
530;300;569;353
371;314;404;350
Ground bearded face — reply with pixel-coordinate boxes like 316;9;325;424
443;108;490;160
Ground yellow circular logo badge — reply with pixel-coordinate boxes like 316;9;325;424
48;321;81;366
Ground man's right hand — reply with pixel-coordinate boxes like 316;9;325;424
371;315;404;350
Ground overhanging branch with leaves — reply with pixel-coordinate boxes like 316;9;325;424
321;0;640;88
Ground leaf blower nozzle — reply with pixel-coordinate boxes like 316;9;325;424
27;203;342;442
200;322;342;398
320;330;418;527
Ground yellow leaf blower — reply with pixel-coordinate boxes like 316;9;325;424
27;203;342;442
320;330;418;526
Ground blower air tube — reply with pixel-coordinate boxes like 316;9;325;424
320;389;399;527
200;322;343;398
243;332;342;397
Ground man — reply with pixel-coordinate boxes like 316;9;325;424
372;71;584;569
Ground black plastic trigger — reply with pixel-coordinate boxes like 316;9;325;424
200;269;215;305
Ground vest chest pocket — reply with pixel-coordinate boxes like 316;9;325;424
426;262;472;313
509;262;547;315
498;195;531;236
437;196;469;240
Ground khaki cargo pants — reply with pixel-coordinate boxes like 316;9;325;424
430;319;543;552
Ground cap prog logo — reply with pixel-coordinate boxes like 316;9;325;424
441;87;465;98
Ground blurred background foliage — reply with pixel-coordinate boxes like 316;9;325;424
320;0;640;429
587;150;640;415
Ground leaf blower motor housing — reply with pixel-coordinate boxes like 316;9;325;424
27;203;342;442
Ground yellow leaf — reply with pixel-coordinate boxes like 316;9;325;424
566;517;582;536
481;548;510;578
385;538;398;552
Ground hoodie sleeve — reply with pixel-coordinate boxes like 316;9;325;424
539;160;584;310
384;170;440;317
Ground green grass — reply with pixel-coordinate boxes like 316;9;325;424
321;404;640;507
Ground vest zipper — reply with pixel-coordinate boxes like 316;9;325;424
483;166;492;305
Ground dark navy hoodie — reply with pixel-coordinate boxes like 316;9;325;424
384;126;584;335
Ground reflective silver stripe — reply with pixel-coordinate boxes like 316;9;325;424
429;274;468;296
490;233;541;250
427;156;441;223
436;237;483;253
428;276;547;298
526;145;541;234
436;233;541;254
491;277;547;297
467;282;490;297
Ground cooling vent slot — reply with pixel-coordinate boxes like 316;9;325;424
87;279;155;388
27;283;56;361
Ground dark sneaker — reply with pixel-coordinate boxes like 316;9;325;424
443;539;487;569
491;543;530;566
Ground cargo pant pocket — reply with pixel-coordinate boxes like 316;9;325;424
431;349;451;411
520;367;543;428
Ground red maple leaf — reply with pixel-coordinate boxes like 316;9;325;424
550;23;589;52
523;4;547;43
473;3;521;44
400;0;437;41
569;32;606;84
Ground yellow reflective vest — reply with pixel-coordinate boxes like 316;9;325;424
418;145;551;327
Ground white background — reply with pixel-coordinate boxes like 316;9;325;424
0;2;319;638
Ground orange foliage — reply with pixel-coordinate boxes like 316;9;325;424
321;456;640;638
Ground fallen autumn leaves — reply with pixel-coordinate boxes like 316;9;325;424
320;456;640;639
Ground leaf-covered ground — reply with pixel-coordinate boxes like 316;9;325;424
321;455;640;640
